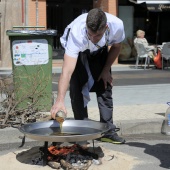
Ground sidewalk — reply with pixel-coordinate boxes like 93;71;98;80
52;61;170;135
63;84;169;136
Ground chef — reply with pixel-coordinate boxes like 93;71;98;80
51;8;125;144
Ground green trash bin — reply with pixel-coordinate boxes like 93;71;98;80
6;29;57;112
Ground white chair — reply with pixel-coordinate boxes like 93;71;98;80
134;43;151;69
161;42;170;70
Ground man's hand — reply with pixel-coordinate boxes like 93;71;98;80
50;101;67;120
97;43;121;89
98;69;113;89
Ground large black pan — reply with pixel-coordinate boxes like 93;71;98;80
19;120;110;142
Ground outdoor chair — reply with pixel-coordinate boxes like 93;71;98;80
161;42;170;70
134;43;152;69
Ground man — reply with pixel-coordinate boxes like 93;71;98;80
51;8;125;144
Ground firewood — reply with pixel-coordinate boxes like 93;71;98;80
48;161;61;169
60;159;72;169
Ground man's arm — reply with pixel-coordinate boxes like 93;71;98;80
98;43;122;88
50;54;77;119
104;43;122;71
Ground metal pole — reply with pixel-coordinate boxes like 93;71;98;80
21;0;24;27
36;0;39;30
92;140;95;154
25;0;28;29
42;141;48;166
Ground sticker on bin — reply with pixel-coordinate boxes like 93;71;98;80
12;39;49;66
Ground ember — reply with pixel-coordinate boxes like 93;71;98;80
47;144;99;169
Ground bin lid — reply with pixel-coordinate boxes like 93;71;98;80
6;29;57;36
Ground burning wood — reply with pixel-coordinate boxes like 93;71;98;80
47;144;99;169
48;145;76;157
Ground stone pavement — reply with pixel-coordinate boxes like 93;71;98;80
52;61;170;135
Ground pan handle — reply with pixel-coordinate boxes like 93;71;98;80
101;127;111;136
11;122;25;129
101;127;120;136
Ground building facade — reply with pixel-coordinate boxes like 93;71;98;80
0;0;118;68
1;0;170;67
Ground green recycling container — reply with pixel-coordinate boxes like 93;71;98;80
6;29;57;111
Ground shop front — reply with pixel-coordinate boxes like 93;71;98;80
117;0;170;62
129;0;170;45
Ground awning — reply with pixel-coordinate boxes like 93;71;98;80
129;0;170;4
147;4;170;12
129;0;170;12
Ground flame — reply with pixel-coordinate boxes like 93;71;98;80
48;144;80;156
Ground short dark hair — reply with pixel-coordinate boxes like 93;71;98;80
86;8;107;32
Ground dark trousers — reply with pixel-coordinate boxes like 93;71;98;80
69;48;116;134
70;76;116;129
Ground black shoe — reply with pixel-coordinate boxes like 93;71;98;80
100;133;126;144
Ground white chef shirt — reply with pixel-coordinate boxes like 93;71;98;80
60;12;125;107
60;12;125;58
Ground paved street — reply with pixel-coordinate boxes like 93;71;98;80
96;133;170;170
52;65;170;135
0;63;170;170
52;67;170;89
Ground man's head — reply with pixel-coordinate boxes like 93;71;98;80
86;8;107;44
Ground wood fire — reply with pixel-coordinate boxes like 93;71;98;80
47;144;99;169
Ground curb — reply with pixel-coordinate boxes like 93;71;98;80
115;118;164;135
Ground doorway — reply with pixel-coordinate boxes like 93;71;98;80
46;0;93;59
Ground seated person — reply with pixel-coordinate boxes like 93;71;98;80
134;30;157;58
